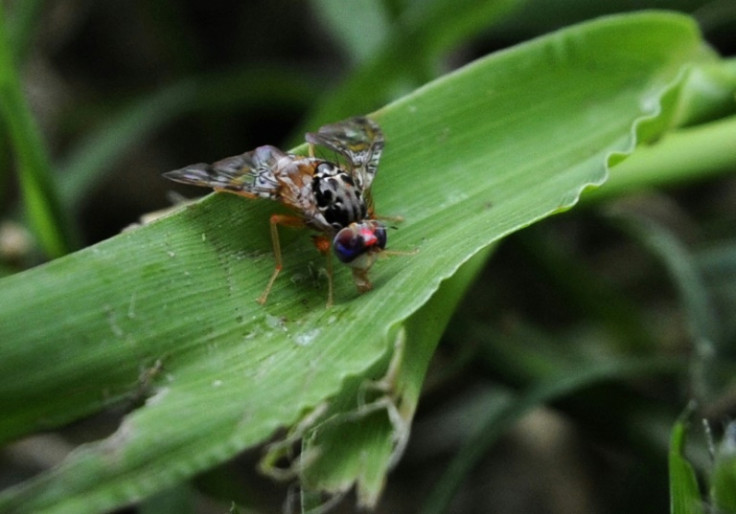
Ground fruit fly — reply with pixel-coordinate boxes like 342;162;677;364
163;116;389;307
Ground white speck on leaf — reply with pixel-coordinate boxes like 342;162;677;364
105;306;124;337
294;328;320;346
266;314;288;332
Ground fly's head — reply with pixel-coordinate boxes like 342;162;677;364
332;220;387;292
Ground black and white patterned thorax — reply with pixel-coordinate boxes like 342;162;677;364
311;161;367;231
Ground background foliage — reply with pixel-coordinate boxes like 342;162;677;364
1;2;736;513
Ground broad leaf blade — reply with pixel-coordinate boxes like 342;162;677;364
0;11;716;513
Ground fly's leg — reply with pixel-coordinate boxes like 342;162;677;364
258;214;305;305
325;248;334;308
374;214;405;223
312;235;334;308
351;267;372;293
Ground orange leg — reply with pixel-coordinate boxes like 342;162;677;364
258;214;305;305
374;213;405;223
312;235;334;308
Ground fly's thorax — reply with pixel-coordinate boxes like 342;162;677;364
332;220;387;270
312;161;368;230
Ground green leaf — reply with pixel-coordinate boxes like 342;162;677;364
711;422;736;513
585;114;736;202
0;4;77;257
669;406;705;514
287;247;493;509
0;11;720;513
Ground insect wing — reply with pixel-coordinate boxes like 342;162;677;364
163;145;288;199
305;117;384;192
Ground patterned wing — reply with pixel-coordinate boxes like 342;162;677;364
163;145;288;199
305;117;384;192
